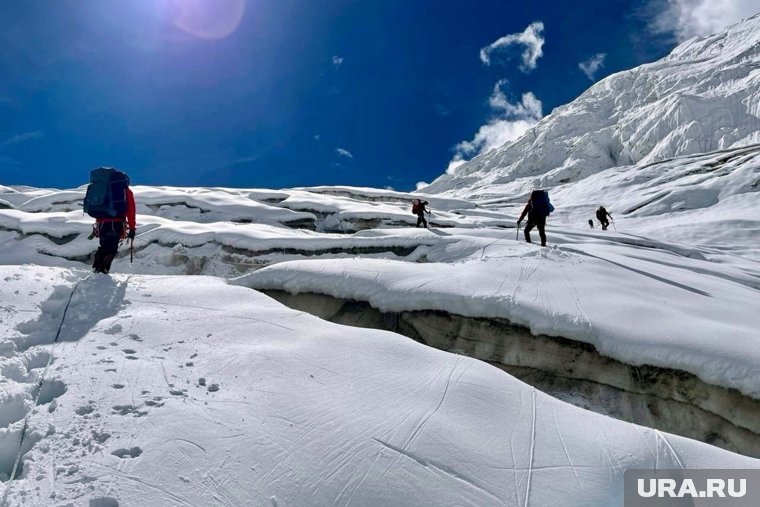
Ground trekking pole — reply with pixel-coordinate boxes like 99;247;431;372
516;223;521;241
130;237;134;263
611;218;617;232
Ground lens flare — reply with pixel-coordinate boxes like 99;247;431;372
170;0;246;40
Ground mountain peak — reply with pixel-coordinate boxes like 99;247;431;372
426;14;760;198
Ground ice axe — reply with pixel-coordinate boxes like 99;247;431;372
128;228;136;263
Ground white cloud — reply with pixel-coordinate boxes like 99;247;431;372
488;80;542;118
479;21;545;72
336;148;353;159
447;118;538;174
1;130;44;146
415;181;430;190
447;82;543;174
649;0;758;41
445;159;467;174
314;134;321;141
332;55;344;67
578;53;607;81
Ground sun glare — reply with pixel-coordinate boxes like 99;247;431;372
169;0;246;40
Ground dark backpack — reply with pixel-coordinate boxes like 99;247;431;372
83;167;130;219
530;190;554;217
596;207;607;221
411;199;421;214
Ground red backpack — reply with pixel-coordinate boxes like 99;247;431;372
411;199;421;214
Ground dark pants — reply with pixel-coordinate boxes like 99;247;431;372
524;214;547;246
93;221;124;273
416;213;427;228
600;219;609;230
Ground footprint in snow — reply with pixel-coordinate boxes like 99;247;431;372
89;497;119;507
145;397;165;407
112;405;148;417
91;430;111;444
111;447;142;459
0;392;28;428
25;349;52;370
36;379;66;406
76;404;96;416
104;324;123;335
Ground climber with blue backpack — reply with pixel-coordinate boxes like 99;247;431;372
517;189;554;247
83;167;136;274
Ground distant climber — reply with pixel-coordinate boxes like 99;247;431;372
596;206;612;230
517;190;554;246
83;167;136;274
412;198;430;228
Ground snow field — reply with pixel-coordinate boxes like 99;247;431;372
0;266;757;507
242;232;760;399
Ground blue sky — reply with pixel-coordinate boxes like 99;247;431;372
0;0;749;190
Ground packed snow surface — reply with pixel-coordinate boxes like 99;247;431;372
1;115;760;506
2;162;760;399
243;228;760;398
0;184;481;276
0;266;757;507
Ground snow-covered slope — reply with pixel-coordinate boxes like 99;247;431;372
425;14;760;198
1;178;759;503
1;266;757;506
243;238;760;399
0;185;493;277
547;144;760;262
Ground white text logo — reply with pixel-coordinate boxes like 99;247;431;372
637;478;747;499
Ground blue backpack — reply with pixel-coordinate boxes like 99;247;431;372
530;190;554;217
83;167;130;219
